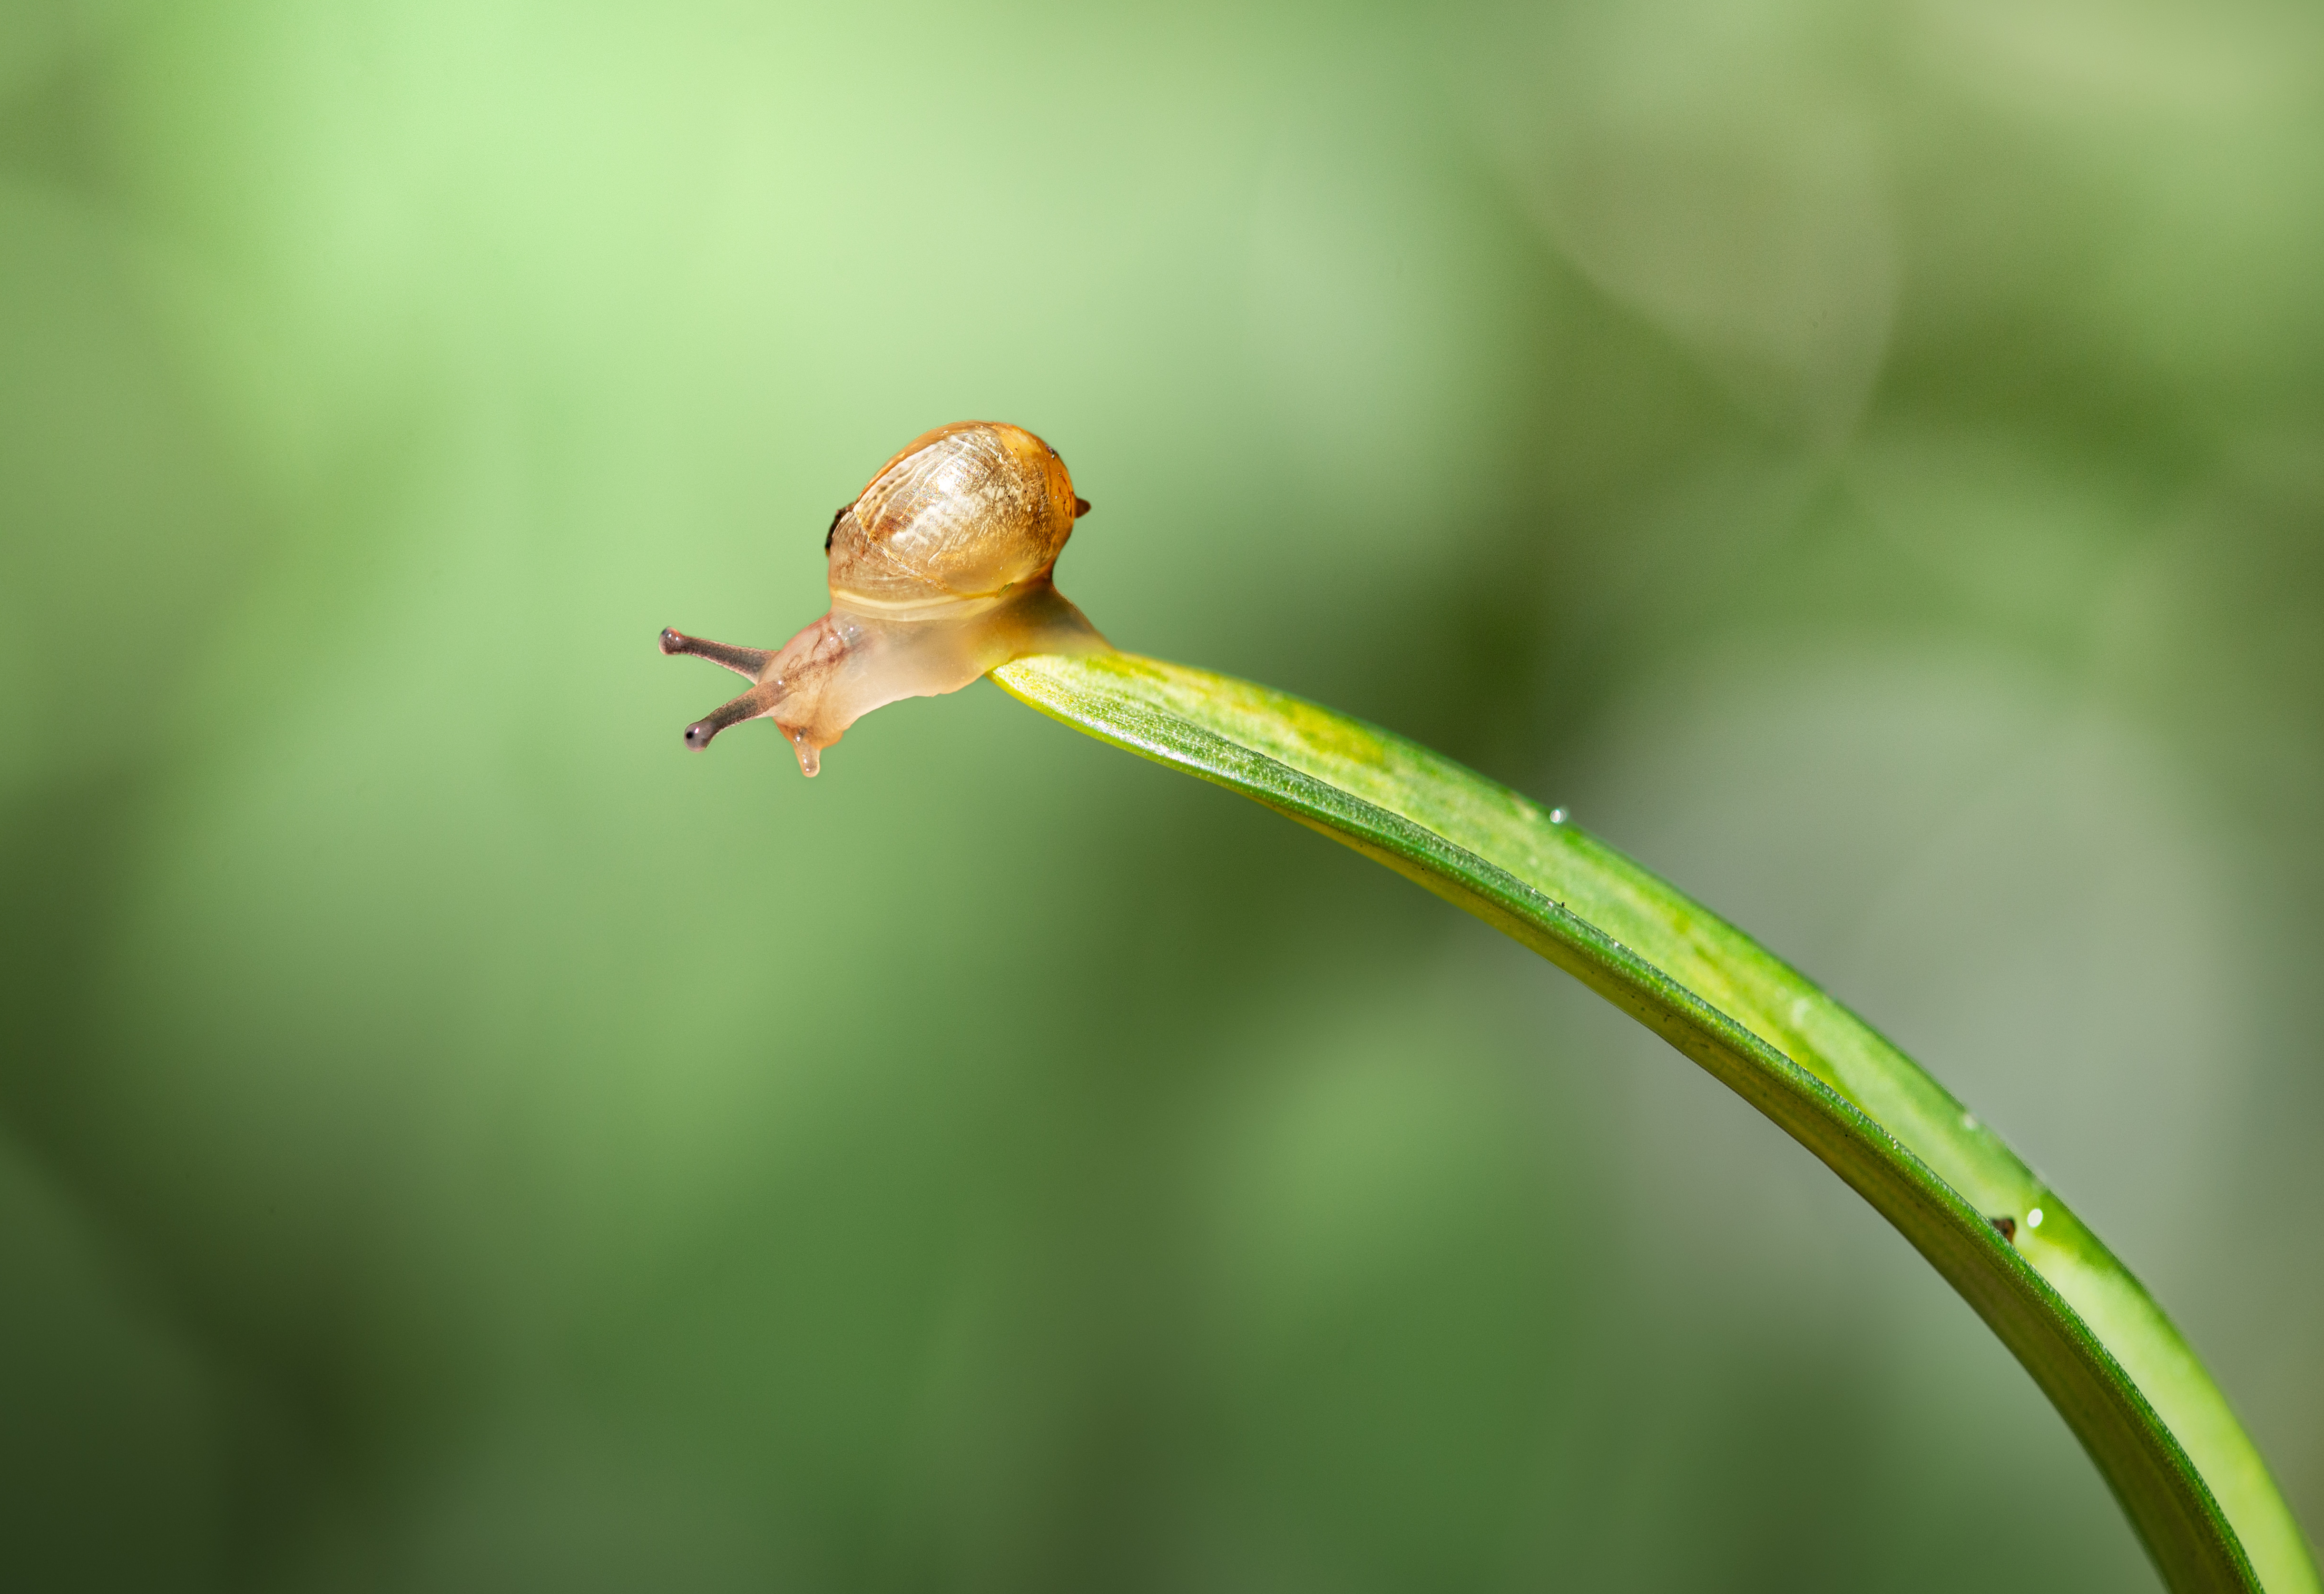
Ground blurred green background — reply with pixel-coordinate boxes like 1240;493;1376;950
3;0;2322;1588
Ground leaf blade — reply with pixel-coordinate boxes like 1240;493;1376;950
993;650;2317;1594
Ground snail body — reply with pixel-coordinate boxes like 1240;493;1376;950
661;422;1107;775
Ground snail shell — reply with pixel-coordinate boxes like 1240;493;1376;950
828;421;1081;610
660;421;1108;775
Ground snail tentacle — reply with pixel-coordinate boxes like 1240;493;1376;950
682;679;783;751
659;628;774;679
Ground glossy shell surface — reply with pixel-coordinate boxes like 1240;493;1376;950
827;422;1079;609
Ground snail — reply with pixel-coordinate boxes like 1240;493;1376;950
660;421;1109;775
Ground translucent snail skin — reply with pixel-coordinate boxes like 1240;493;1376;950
660;421;1110;776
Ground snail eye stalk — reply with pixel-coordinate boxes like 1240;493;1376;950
659;629;774;679
681;680;782;751
661;629;783;751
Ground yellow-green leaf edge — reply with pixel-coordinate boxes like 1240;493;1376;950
992;651;2318;1594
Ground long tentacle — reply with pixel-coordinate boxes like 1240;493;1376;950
660;628;774;679
682;679;782;750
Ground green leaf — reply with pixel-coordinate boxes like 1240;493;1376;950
992;651;2319;1594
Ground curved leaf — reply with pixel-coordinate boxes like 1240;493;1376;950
992;651;2318;1594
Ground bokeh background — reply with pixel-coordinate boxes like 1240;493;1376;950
4;0;2322;1588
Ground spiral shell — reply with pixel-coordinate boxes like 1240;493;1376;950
828;422;1082;612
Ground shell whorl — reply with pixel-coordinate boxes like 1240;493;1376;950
826;421;1079;612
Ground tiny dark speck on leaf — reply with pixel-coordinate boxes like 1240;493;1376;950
1990;1215;2017;1242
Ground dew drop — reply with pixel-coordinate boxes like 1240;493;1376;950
1549;807;1567;824
2025;1207;2044;1229
1961;1112;1978;1131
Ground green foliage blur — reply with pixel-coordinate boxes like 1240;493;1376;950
3;0;2321;1588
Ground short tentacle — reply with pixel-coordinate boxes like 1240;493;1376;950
660;628;774;679
682;679;783;751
